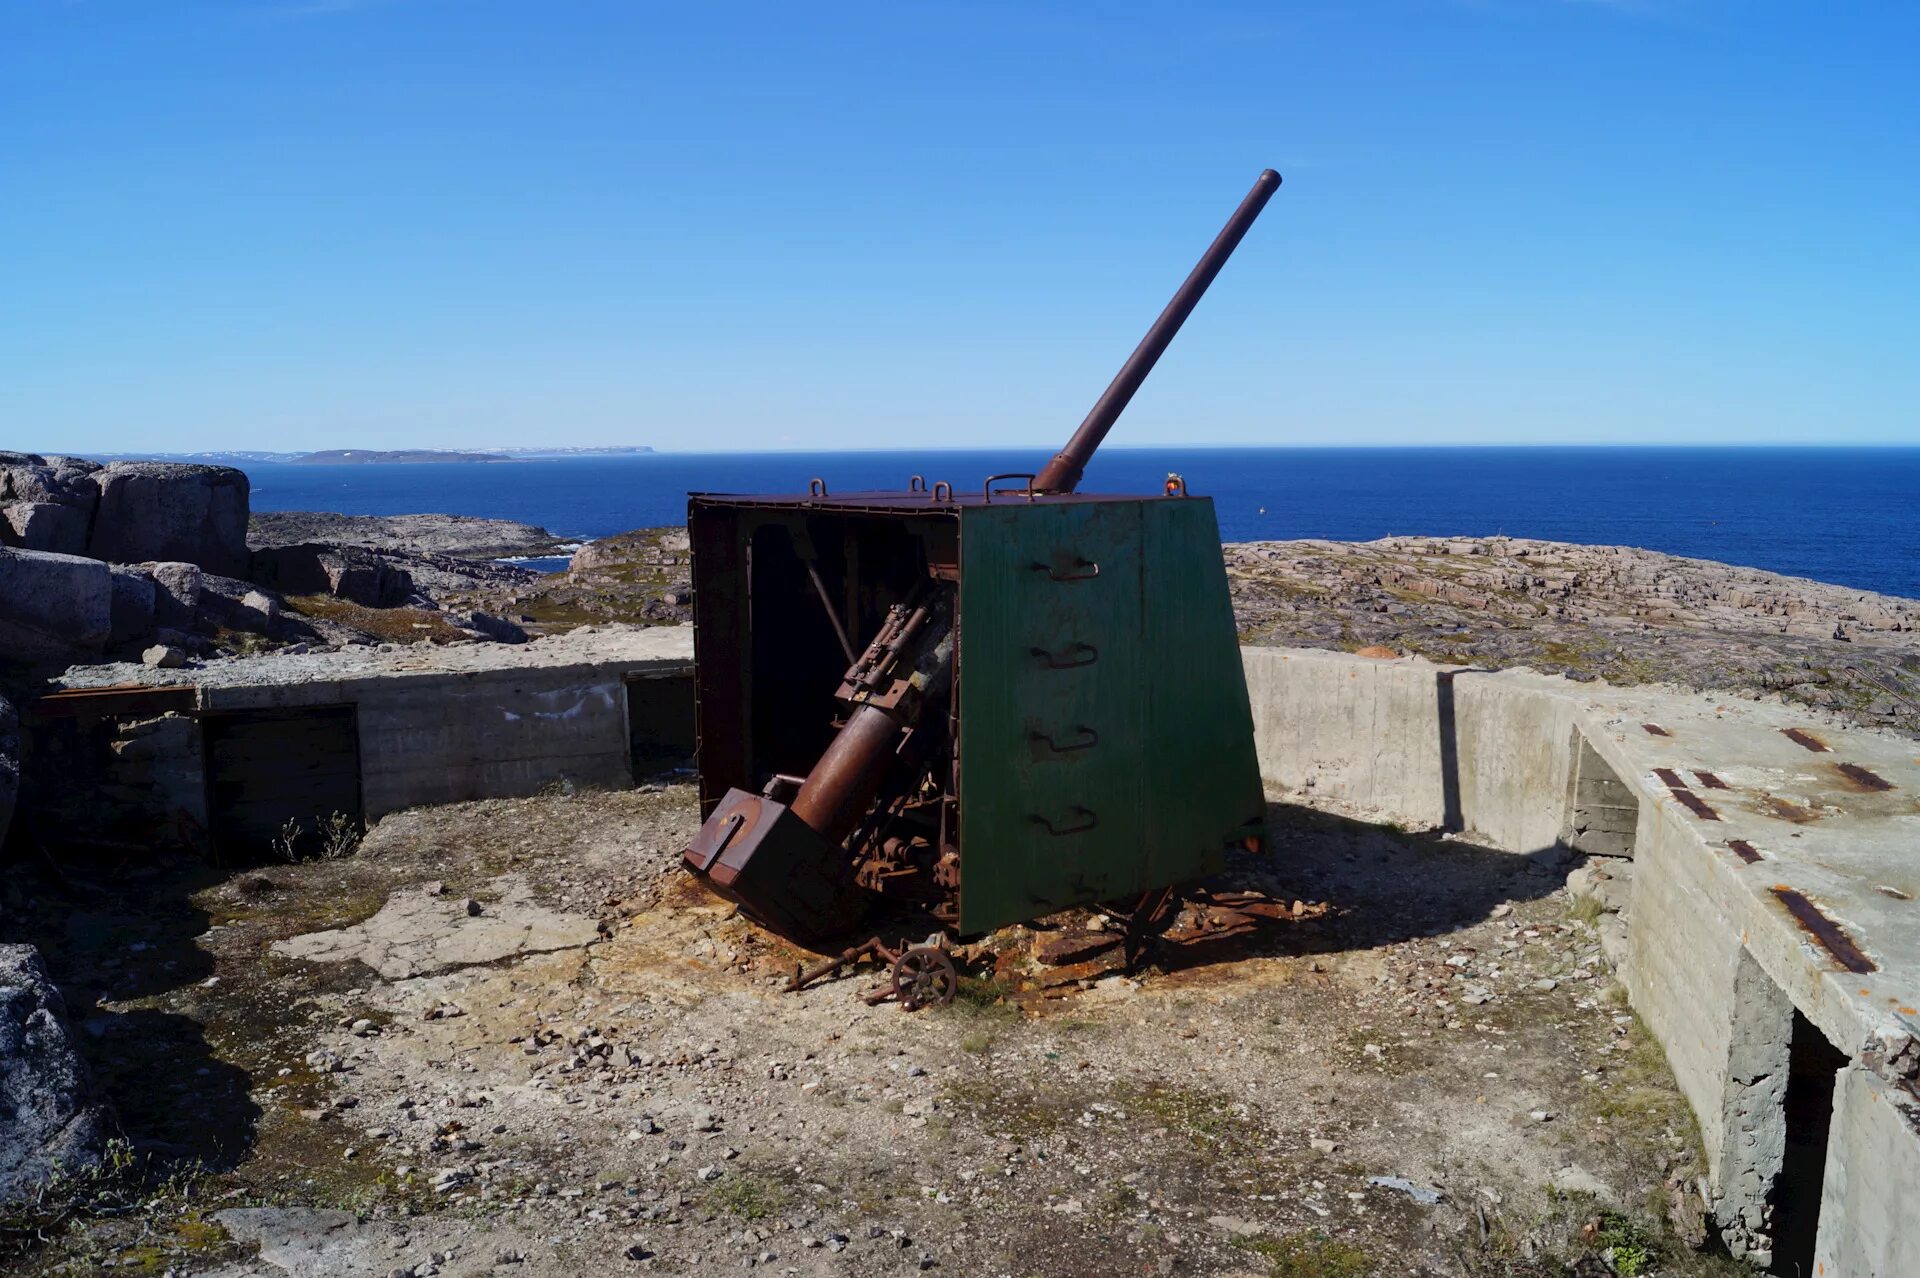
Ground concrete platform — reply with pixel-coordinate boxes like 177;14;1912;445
34;626;695;845
1244;647;1920;1275
28;631;1917;1271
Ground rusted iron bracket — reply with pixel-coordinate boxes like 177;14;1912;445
784;933;961;1012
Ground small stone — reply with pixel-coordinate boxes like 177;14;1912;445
1207;1215;1265;1238
1530;1110;1554;1123
624;1244;653;1261
141;644;187;668
1309;1138;1338;1154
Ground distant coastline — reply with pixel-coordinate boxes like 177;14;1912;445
94;445;656;466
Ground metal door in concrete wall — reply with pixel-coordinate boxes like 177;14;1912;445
202;706;362;859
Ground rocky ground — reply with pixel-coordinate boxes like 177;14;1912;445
1225;537;1920;739
248;515;567;562
3;787;1748;1278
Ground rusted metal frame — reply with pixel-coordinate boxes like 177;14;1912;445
1102;884;1183;972
785;934;958;1012
1782;728;1830;753
802;555;857;665
27;684;199;721
787;936;896;993
982;473;1038;503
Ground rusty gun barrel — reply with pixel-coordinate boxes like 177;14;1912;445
1031;168;1281;495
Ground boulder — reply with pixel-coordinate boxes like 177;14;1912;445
143;561;204;631
2;502;91;556
462;611;529;644
87;462;249;578
0;452;101;506
0;944;116;1203
107;566;157;648
196;573;282;636
0;548;111;660
0;695;16;853
0;454;100;557
250;543;412;608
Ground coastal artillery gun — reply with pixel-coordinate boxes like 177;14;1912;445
681;170;1280;976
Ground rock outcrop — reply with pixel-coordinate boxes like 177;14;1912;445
250;543;413;608
248;511;562;559
0;944;116;1203
0;548;112;660
1227;535;1920;738
0;453;101;556
87;461;250;578
144;561;204;631
107;565;157;647
197;574;284;637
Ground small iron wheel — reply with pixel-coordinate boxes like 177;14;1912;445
890;946;958;1011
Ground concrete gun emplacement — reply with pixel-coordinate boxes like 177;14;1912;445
680;170;1282;980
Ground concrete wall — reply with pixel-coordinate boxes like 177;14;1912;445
351;670;631;816
30;631;695;843
1240;648;1576;852
1816;1067;1920;1277
1236;645;1917;1274
1623;797;1750;1191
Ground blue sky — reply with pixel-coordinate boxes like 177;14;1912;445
3;1;1916;453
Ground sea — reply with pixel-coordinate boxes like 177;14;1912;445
242;447;1920;601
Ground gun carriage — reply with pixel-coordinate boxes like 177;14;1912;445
682;171;1282;992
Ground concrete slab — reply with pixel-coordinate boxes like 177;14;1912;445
53;622;695;703
273;876;601;979
48;624;695;820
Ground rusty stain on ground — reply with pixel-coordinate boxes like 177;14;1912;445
1758;794;1823;824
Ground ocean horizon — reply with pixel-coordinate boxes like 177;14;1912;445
240;445;1920;601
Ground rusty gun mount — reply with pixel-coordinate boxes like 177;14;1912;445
681;170;1280;949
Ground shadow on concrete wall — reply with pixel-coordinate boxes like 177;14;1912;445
1435;667;1501;836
